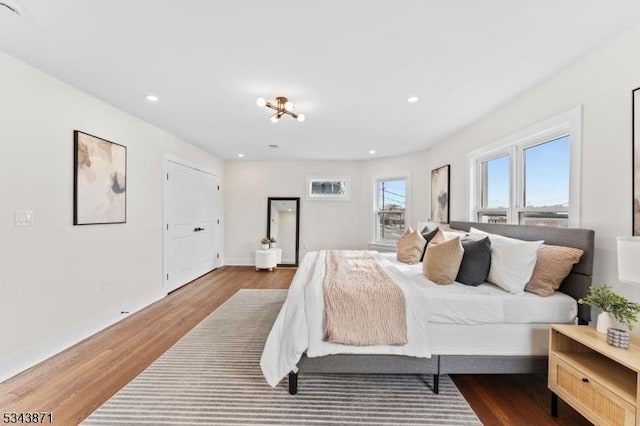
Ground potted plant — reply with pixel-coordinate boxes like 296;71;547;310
269;236;277;248
260;237;270;250
579;285;640;348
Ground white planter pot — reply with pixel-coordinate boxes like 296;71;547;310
260;244;269;250
596;311;615;334
270;242;277;249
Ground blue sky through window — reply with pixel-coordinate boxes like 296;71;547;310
486;155;510;208
486;136;569;209
524;136;569;207
379;179;406;209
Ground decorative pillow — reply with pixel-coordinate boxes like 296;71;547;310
525;245;584;296
469;227;543;294
422;236;464;285
419;226;440;262
456;236;491;286
397;227;426;264
442;230;468;240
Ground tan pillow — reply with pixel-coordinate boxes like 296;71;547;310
427;229;445;245
421;229;462;262
396;228;426;264
423;236;464;285
525;245;584;296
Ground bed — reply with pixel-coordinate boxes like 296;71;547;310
260;221;595;394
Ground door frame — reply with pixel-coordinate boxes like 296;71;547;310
162;155;221;292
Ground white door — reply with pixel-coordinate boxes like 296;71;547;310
192;171;218;278
164;160;219;293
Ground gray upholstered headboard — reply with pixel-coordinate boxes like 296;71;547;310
449;221;595;324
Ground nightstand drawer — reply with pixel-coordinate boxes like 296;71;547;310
550;355;636;426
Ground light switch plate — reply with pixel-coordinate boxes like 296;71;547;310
15;210;34;226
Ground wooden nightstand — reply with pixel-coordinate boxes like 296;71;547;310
549;324;640;426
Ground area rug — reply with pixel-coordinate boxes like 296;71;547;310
83;289;481;425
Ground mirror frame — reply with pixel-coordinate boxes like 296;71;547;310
267;197;300;267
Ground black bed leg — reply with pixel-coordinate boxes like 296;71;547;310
288;371;298;395
433;374;439;394
551;392;558;417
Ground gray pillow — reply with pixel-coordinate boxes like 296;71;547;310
419;226;440;262
455;236;491;286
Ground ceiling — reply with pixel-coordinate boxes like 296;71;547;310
2;1;640;161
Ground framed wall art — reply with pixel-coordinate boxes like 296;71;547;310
306;176;350;201
431;164;450;223
634;87;640;235
74;130;127;225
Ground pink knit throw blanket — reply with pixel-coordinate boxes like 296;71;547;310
323;250;407;346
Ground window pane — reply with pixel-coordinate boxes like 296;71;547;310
520;212;568;228
524;136;569;208
482;155;510;209
377;179;406;241
478;212;507;224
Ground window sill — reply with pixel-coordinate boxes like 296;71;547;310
368;241;396;252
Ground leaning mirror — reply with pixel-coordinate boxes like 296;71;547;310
267;197;300;267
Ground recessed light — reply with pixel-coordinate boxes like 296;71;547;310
145;95;159;102
369;150;377;155
407;96;419;103
237;153;245;158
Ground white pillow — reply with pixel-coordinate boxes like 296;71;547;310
469;227;543;294
442;230;467;240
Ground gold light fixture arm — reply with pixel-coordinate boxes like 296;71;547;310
258;96;305;122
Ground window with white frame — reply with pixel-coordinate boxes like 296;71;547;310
469;107;581;227
373;175;409;243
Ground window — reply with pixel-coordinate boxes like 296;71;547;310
470;107;581;228
373;175;409;243
478;154;510;224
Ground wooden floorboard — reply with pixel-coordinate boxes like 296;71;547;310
0;266;590;425
451;374;591;425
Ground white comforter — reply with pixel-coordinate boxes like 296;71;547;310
260;250;505;387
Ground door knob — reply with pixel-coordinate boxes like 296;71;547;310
193;227;205;232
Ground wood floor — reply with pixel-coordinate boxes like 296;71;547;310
0;266;590;425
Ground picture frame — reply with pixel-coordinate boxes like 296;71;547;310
306;176;350;201
74;130;127;225
634;87;640;235
431;164;450;223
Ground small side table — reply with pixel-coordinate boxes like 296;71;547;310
548;324;639;425
255;248;282;271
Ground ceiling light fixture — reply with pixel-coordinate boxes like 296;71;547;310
256;96;305;123
407;96;419;103
0;0;24;16
146;95;159;102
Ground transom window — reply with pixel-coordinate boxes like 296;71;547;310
373;175;409;243
470;107;581;228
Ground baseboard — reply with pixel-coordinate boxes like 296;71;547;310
0;287;165;382
224;257;254;266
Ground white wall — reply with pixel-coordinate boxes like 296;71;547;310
224;153;433;263
224;161;368;264
0;51;224;381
